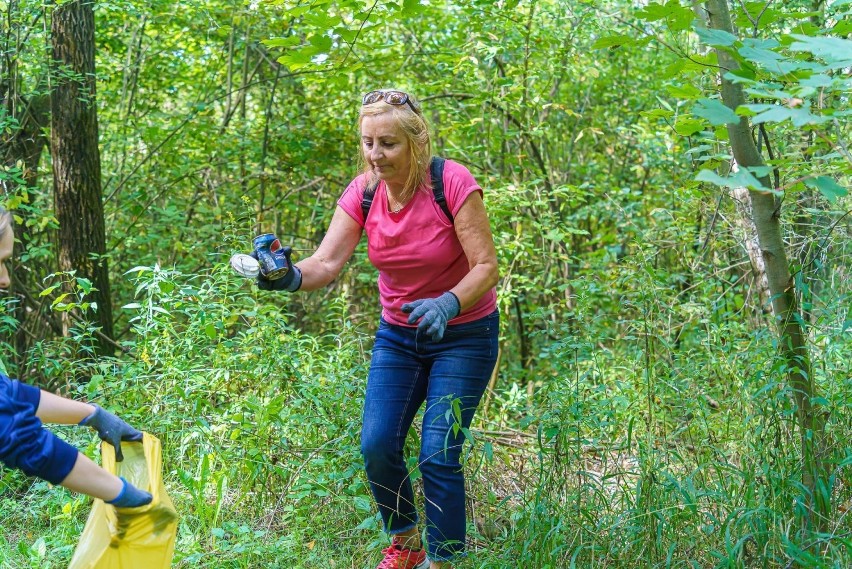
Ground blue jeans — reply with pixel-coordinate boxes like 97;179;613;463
361;310;499;562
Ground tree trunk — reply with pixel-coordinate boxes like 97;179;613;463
50;0;114;356
1;45;52;370
2;99;53;370
730;185;771;312
704;0;828;530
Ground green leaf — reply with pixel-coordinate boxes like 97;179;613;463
277;51;313;70
353;496;372;512
124;266;152;275
635;2;670;21
799;74;835;88
544;228;564;242
564;227;591;236
804;176;848;203
262;36;302;49
674;117;705;136
744;103;832;127
401;0;426;16
662;59;686;78
692;98;740;125
76;277;93;294
696;168;772;192
737;46;783;66
303;12;341;28
788;34;852;67
749;166;773;179
694;26;737;47
287;4;312;17
591;34;635;50
308;34;332;52
335;27;360;43
636;1;694;31
741;37;780;50
40;285;59;297
641;109;674;120
665;84;702;99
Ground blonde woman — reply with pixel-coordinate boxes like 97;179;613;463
256;90;499;568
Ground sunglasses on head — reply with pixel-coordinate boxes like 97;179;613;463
362;90;421;114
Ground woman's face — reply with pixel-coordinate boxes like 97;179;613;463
361;113;411;191
0;227;13;291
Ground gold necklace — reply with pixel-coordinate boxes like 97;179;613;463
387;191;407;213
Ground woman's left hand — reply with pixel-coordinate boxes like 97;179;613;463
402;292;460;341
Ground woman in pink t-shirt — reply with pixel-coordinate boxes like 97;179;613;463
255;90;499;569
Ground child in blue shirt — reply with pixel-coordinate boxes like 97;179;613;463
0;208;150;508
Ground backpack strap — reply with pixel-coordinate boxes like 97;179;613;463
360;177;380;223
430;157;454;224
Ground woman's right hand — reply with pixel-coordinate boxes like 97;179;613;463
251;246;302;291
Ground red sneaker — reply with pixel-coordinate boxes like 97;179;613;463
376;537;429;569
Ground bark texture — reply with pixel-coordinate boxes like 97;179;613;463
704;0;828;529
50;0;114;355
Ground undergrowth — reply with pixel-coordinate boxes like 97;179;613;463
0;257;850;569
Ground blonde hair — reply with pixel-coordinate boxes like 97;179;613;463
358;93;432;204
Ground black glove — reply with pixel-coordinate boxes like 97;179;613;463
402;292;461;341
250;247;302;292
80;405;143;462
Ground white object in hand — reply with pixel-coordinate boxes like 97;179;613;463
230;253;260;278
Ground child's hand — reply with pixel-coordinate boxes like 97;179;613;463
80;405;143;461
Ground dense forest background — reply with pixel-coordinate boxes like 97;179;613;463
1;0;850;567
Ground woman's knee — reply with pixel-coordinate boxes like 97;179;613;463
360;429;399;468
418;442;464;479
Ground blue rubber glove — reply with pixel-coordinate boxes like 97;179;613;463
251;246;302;292
402;292;461;341
80;405;143;462
107;477;153;508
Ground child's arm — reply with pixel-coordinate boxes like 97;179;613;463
1;377;151;507
35;389;143;462
60;453;151;507
34;390;94;424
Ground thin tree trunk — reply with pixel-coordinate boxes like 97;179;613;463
50;0;114;356
704;0;828;530
1;91;51;370
729;183;771;311
1;7;52;367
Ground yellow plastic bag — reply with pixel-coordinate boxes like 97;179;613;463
68;433;179;569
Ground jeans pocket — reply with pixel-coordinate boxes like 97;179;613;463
443;312;498;340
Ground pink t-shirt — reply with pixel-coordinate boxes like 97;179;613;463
337;159;497;326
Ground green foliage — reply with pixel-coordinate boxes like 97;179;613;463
0;0;850;566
